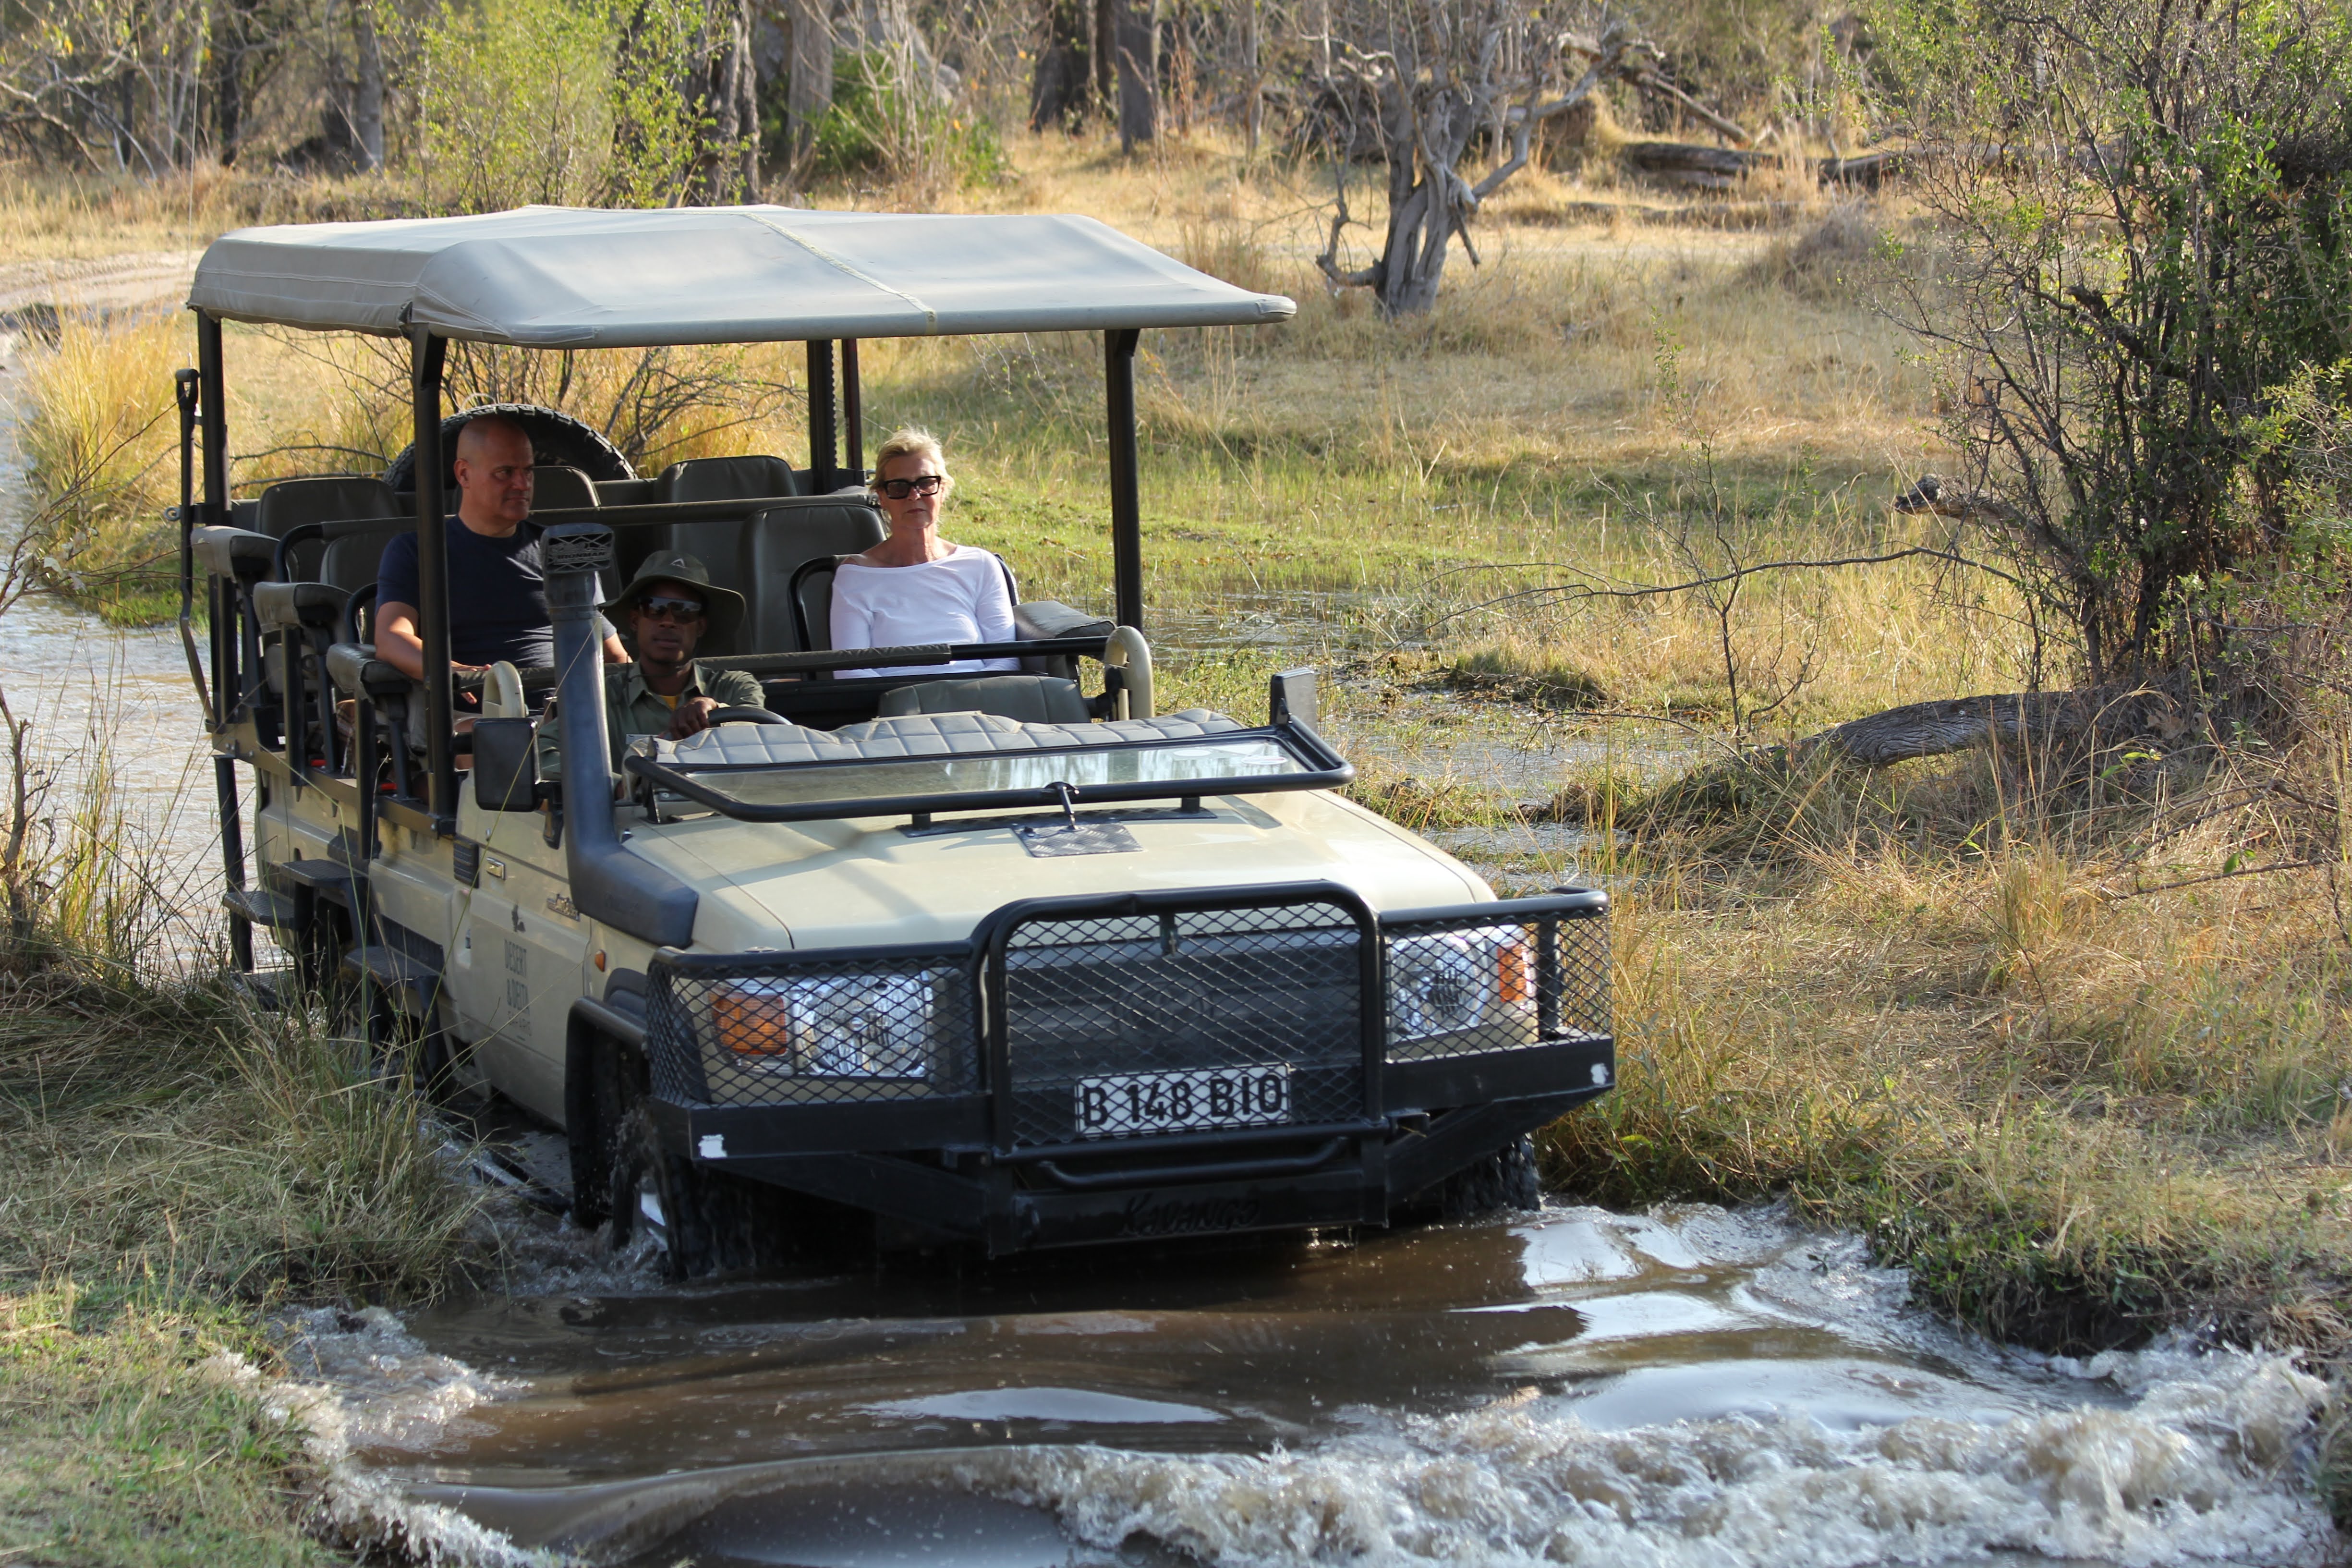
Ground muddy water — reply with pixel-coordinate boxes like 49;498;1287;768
291;1204;2334;1568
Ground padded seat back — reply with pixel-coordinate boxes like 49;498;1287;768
320;523;409;594
662;454;804;504
534;464;598;511
877;675;1091;724
659;455;809;596
740;500;886;655
257;477;403;580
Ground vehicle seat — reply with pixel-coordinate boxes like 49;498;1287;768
319;523;409;594
653;455;808;589
255;581;351;770
740;501;885;654
877;675;1091;724
534;464;598;511
257;477;403;580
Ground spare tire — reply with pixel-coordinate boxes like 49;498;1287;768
381;402;635;496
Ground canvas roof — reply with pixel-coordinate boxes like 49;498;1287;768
187;205;1296;347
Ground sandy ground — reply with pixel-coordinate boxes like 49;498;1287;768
0;249;201;317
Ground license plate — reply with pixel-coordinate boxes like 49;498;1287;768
1073;1066;1291;1138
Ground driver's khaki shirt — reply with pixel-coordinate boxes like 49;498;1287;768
536;660;767;774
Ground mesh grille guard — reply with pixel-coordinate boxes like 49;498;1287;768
642;886;1611;1141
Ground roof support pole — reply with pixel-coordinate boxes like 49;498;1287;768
196;313;229;523
195;311;251;972
807;339;837;490
411;327;455;830
840;339;863;483
1106;327;1143;631
195;313;232;719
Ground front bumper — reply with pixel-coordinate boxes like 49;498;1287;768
642;883;1612;1253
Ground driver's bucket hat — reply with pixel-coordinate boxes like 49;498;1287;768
601;551;746;645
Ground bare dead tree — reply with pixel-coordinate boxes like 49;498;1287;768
1308;5;1672;316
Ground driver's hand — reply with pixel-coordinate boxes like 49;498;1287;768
669;695;722;738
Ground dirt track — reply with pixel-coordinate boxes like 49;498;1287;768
0;250;201;317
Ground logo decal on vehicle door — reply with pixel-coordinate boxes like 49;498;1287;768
503;940;531;1030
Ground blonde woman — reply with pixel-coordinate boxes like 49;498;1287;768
830;427;1020;679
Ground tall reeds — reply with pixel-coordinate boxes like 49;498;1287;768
12;307;188;622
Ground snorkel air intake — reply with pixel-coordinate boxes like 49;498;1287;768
543;522;698;947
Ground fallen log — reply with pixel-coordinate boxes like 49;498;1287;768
1794;688;2188;768
1617;140;1915;192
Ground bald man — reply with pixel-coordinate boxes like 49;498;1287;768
375;414;626;681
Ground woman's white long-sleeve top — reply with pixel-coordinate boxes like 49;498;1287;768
828;545;1022;678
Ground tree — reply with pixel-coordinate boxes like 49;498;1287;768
1110;0;1155;148
1310;5;1668;316
782;0;833;163
1873;0;2352;682
1029;0;1093;131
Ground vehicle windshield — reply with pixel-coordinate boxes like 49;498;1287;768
667;737;1308;811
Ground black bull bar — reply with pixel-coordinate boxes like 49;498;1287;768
639;883;1612;1252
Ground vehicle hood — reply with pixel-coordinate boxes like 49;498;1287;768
625;790;1490;952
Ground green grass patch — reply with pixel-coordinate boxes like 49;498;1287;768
0;1287;339;1567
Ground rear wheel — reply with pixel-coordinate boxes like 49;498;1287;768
1437;1133;1543;1220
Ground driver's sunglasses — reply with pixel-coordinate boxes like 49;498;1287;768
875;474;945;500
639;595;706;621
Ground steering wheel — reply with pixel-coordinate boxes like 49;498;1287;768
707;705;786;726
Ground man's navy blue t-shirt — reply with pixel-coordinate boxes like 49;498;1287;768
377;520;558;669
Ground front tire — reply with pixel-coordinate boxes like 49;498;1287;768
607;1103;724;1280
1437;1133;1543;1219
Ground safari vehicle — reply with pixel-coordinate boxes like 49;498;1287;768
176;206;1613;1273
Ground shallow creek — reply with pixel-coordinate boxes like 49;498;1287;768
0;357;2336;1568
284;1204;2333;1567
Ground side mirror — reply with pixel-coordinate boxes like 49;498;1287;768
1269;667;1318;730
472;717;540;811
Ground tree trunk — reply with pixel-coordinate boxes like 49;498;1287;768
1371;96;1473;315
697;0;758;200
788;0;834;164
1030;0;1093;131
1093;0;1116;121
209;0;251;162
1113;0;1155;151
351;0;385;172
1240;0;1260;157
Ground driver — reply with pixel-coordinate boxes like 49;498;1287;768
539;553;765;772
374;413;627;683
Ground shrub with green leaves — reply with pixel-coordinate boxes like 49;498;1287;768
415;0;715;214
809;49;1008;189
1870;0;2352;682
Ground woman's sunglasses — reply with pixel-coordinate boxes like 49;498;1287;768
875;474;946;500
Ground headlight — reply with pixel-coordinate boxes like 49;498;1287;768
712;974;933;1077
1386;926;1532;1042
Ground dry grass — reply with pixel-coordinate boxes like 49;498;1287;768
1538;736;2352;1358
0;742;487;1305
12;308;193;621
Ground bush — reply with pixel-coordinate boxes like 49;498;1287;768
809;49;1008;189
415;0;616;212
